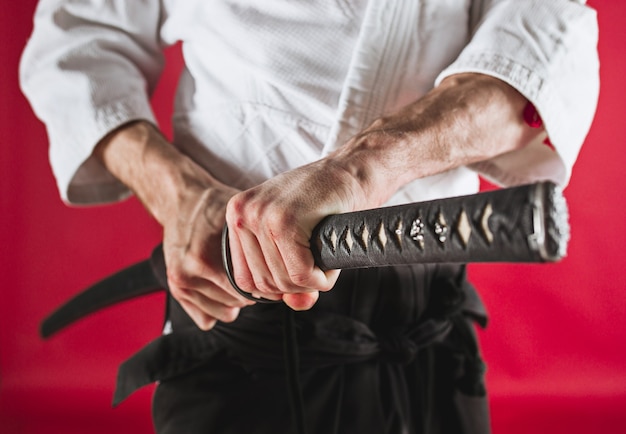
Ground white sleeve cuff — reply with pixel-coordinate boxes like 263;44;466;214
47;95;158;205
436;0;599;188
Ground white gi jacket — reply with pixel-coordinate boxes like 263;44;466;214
20;0;599;206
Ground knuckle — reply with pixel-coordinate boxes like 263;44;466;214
226;194;244;214
169;286;186;303
266;211;288;231
252;277;277;294
228;190;256;217
234;274;256;292
289;272;314;288
167;267;192;289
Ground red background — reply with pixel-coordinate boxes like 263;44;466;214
1;1;624;432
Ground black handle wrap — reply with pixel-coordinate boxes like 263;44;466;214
310;182;569;271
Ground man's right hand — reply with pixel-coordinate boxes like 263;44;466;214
94;121;254;330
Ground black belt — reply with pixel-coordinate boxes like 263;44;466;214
113;264;487;423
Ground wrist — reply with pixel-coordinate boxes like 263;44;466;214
329;119;432;208
328;143;396;209
94;120;221;225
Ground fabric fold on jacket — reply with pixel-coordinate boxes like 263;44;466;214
20;0;599;205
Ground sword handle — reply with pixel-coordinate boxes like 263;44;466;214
222;181;569;302
310;181;569;271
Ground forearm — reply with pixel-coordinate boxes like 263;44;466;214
93;120;225;226
94;120;249;328
330;73;543;207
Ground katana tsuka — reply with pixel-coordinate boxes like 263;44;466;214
222;181;569;302
310;180;569;269
42;181;568;336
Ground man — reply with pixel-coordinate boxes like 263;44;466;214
20;0;599;432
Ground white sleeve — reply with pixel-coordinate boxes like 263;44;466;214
20;0;166;204
435;0;600;188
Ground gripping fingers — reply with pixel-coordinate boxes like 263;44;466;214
177;297;218;331
227;222;322;298
169;283;221;330
167;260;251;329
173;285;242;329
273;235;339;293
226;225;266;295
232;227;282;294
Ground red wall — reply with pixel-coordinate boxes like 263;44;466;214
1;1;624;433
